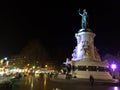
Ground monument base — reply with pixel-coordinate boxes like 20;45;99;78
72;59;112;80
72;71;112;80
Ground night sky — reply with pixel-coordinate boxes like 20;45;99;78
0;1;120;59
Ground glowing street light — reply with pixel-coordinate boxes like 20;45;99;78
45;65;48;68
0;59;3;65
1;57;8;66
27;64;30;66
111;64;117;71
6;61;9;66
4;57;7;60
33;66;35;69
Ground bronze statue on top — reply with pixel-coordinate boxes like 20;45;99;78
78;9;88;29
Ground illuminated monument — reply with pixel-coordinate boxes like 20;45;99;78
71;9;112;80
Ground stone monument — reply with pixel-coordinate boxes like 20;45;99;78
70;9;112;80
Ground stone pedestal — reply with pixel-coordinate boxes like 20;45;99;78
71;28;112;80
72;59;112;80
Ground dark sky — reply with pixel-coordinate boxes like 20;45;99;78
0;1;120;58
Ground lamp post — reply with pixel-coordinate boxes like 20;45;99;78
0;59;3;65
0;57;7;66
111;64;116;72
4;57;7;60
4;57;9;66
111;63;117;79
6;61;9;66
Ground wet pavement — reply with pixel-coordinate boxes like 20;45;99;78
0;75;120;90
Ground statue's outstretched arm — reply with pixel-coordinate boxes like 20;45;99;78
78;9;82;16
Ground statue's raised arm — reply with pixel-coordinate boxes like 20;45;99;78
78;9;82;16
78;9;88;29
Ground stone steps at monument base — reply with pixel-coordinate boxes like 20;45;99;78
74;71;112;80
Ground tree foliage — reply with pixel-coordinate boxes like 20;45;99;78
19;40;49;67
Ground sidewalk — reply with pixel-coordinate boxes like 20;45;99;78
50;78;120;86
0;76;11;84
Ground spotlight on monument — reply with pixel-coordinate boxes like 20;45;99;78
111;64;117;71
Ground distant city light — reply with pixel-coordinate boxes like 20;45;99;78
6;61;9;66
33;66;35;69
45;65;48;68
4;57;7;60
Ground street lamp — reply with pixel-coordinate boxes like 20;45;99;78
110;63;117;79
111;64;117;71
45;65;48;68
4;57;9;66
0;59;3;65
33;66;35;69
6;61;9;66
0;57;7;66
4;57;7;60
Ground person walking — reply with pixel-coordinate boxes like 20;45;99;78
89;75;94;86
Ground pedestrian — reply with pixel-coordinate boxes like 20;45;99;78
89;75;94;86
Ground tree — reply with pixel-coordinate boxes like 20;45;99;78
20;40;49;67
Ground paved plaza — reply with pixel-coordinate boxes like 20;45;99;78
0;75;120;90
